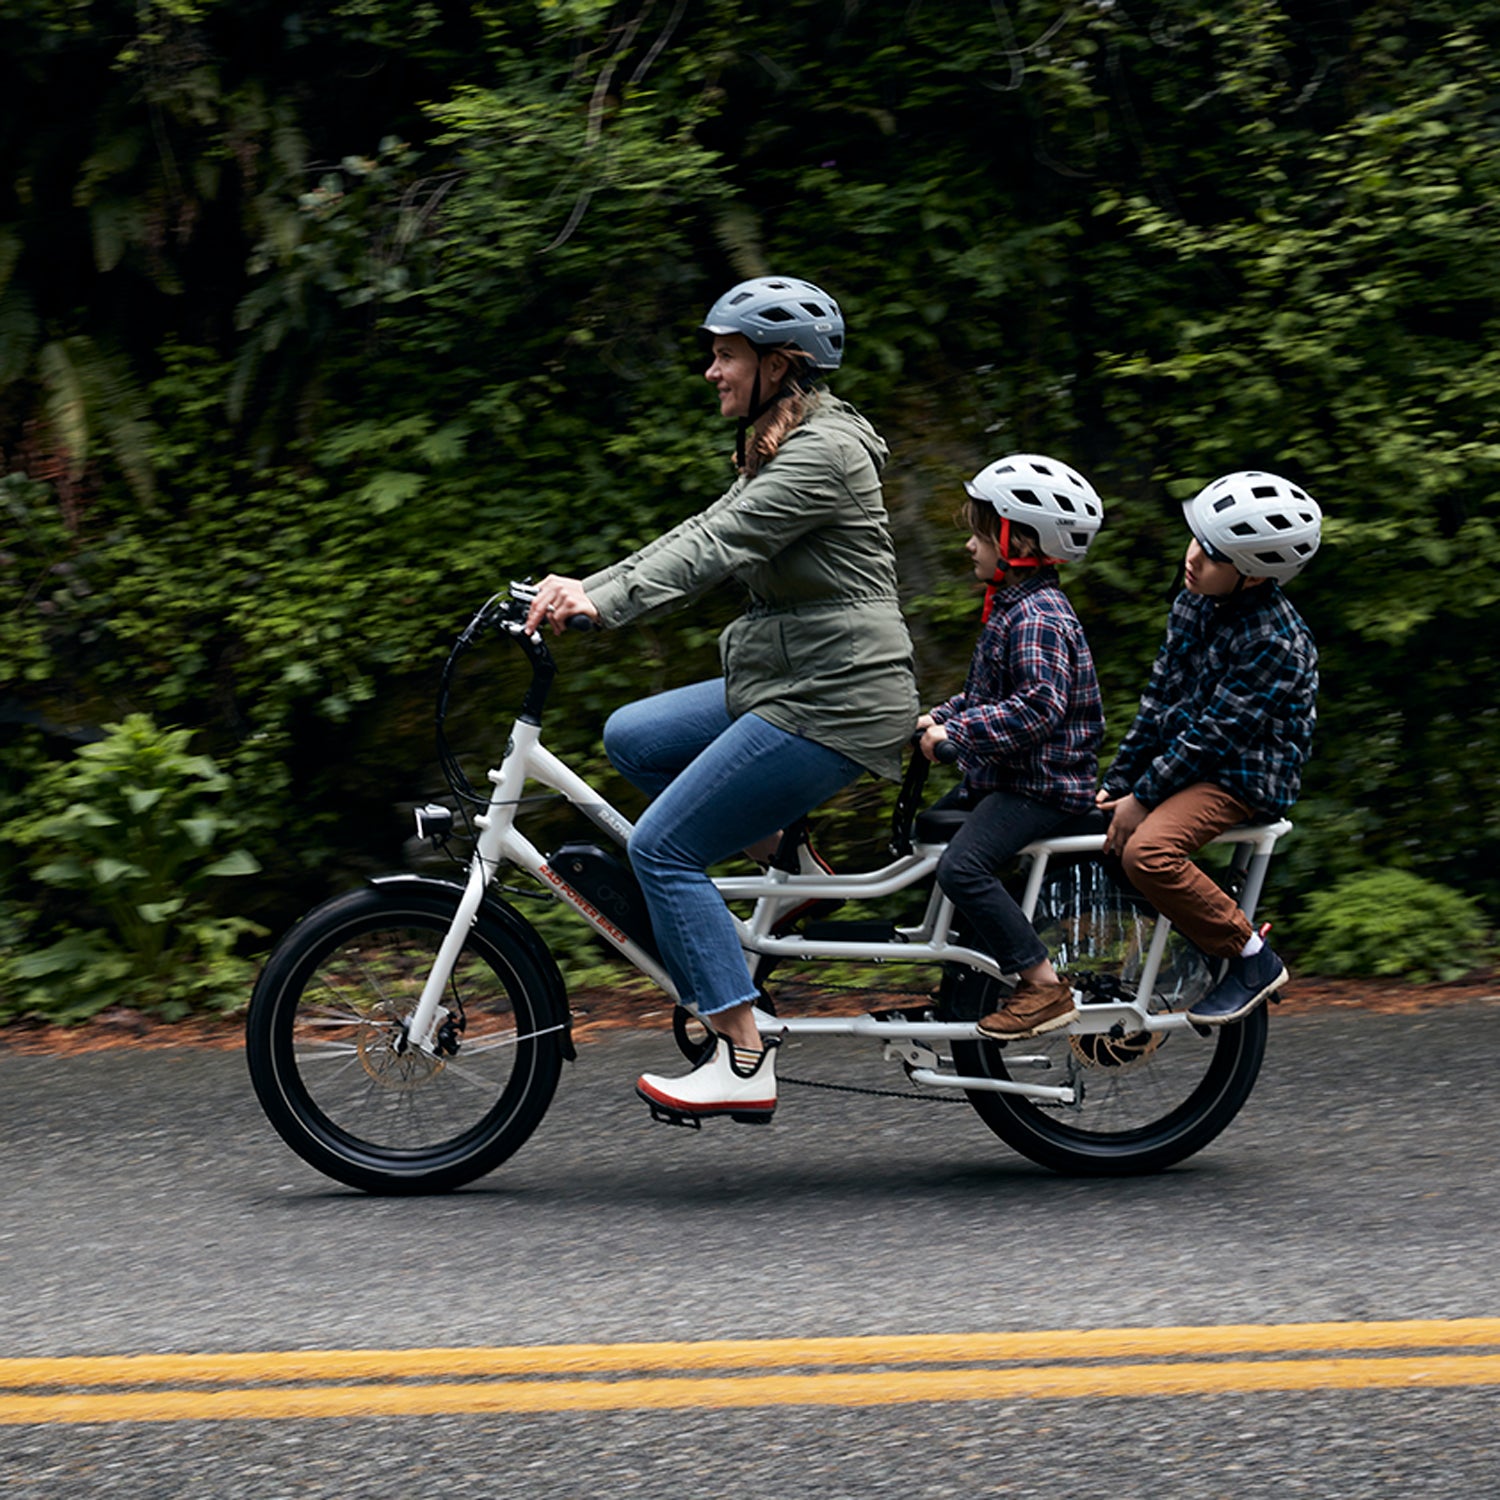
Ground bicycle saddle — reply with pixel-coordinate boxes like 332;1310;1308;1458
913;801;1110;846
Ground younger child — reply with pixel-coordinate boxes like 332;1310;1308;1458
1097;470;1322;1024
920;454;1105;1039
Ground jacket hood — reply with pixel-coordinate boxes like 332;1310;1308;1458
811;392;889;474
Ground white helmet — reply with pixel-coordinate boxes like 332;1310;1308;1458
964;453;1104;563
1184;471;1322;583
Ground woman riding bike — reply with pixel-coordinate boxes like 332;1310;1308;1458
523;274;919;1123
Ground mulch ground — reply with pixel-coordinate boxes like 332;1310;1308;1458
2;970;1497;1057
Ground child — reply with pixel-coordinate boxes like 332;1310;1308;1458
1096;470;1322;1025
919;453;1105;1040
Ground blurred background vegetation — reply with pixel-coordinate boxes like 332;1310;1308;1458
2;0;1496;1020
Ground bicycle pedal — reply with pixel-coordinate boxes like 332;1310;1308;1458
642;1100;703;1130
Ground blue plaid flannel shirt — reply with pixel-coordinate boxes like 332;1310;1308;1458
931;572;1103;814
1102;584;1318;818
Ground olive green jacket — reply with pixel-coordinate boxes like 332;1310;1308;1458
583;394;919;780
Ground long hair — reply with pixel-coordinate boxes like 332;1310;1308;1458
741;349;822;477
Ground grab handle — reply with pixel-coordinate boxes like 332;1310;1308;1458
889;732;958;857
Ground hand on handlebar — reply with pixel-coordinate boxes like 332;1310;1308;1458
523;574;601;636
917;719;959;764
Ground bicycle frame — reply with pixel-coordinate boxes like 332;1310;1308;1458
408;601;1290;1109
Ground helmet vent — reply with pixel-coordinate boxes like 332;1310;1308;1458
1251;484;1278;499
1012;488;1043;509
1230;522;1257;536
760;306;796;323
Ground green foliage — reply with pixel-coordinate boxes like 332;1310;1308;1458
1288;870;1493;984
2;714;265;1021
2;0;1499;1018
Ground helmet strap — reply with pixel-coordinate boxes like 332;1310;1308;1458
981;519;1062;622
997;517;1061;570
735;355;792;469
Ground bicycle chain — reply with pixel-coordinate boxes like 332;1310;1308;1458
772;978;976;1106
777;1071;971;1105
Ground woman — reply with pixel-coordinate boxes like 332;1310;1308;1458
523;275;918;1123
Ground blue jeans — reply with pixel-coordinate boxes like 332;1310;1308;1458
604;679;862;1017
934;787;1072;973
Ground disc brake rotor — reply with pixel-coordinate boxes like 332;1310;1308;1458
354;1009;446;1087
1069;1027;1163;1071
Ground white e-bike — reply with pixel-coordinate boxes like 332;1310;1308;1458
245;587;1288;1193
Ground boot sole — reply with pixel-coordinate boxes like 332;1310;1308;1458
976;1007;1078;1041
635;1082;776;1126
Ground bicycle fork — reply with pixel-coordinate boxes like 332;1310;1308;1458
400;722;544;1055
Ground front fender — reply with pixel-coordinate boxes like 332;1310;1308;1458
370;873;576;1061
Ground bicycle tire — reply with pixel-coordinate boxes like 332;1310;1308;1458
245;883;567;1194
951;862;1268;1176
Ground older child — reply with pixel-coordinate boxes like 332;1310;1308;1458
920;454;1105;1039
1097;471;1322;1024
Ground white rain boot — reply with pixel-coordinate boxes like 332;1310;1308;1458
636;1035;779;1126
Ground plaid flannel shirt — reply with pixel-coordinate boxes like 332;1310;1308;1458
931;572;1103;813
1102;584;1318;818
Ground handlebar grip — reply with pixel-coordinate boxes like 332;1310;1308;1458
934;739;960;764
564;613;597;632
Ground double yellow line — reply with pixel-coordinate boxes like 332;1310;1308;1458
4;1320;1499;1425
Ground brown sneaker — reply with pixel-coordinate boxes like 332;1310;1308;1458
977;978;1077;1039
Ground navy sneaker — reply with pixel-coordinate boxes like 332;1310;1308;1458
1187;945;1287;1026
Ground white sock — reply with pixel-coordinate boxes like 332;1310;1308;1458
1240;932;1264;958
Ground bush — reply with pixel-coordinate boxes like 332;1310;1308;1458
2;714;266;1022
1289;870;1494;984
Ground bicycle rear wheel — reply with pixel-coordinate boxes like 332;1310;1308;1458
245;884;566;1193
951;862;1267;1175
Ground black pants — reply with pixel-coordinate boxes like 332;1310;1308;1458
934;787;1072;973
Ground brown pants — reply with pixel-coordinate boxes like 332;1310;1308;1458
1117;784;1256;960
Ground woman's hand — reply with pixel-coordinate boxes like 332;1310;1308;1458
1098;789;1147;857
524;574;600;636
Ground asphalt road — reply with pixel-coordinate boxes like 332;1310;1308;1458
3;999;1499;1497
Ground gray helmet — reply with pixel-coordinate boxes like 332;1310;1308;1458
1183;471;1322;583
699;275;845;370
964;453;1105;563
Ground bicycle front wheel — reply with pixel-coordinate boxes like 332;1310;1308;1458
245;884;566;1194
951;862;1267;1176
